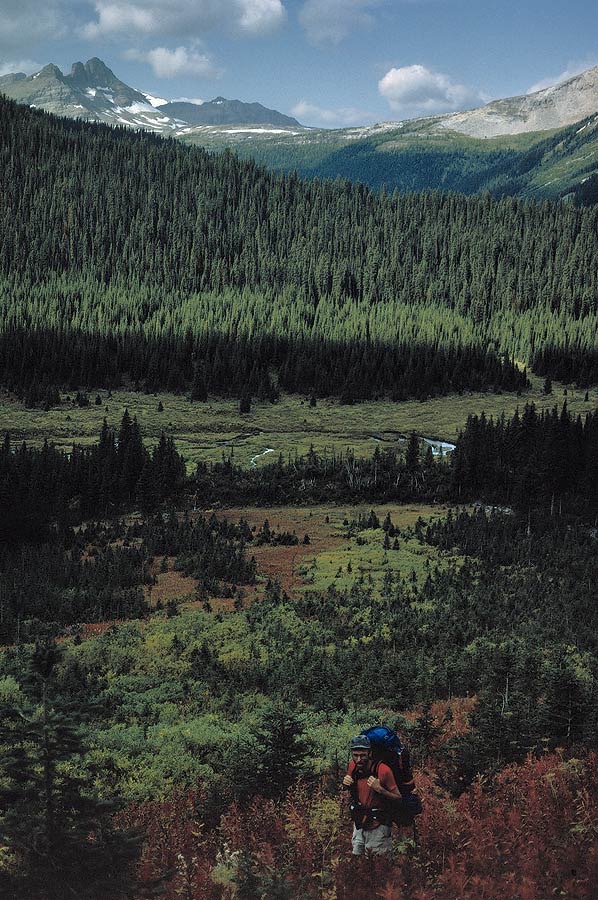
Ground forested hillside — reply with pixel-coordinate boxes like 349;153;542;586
184;113;598;204
2;96;598;399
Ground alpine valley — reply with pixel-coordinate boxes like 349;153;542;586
1;43;598;900
2;57;598;201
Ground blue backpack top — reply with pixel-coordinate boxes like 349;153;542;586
361;725;403;755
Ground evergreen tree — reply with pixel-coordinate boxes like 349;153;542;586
406;431;420;472
239;391;252;414
0;641;139;899
251;703;311;799
190;363;208;402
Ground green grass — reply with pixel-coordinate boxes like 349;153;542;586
216;502;459;602
1;374;596;471
300;522;450;595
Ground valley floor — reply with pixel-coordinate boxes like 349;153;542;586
1;376;595;471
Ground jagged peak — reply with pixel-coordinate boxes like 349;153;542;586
38;64;64;80
68;62;89;86
83;58;117;82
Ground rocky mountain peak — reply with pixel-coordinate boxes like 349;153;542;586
83;57;118;85
38;64;64;80
439;66;598;138
69;62;89;86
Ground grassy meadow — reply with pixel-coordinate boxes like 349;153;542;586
1;373;596;472
142;502;462;613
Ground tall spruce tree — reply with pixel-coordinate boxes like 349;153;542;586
0;641;139;899
251;702;311;799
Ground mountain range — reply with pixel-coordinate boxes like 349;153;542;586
0;58;303;133
1;58;597;201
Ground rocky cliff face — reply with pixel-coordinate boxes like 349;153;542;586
437;67;598;137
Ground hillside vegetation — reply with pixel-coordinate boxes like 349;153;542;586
1;97;598;403
1;95;598;900
183;114;598;204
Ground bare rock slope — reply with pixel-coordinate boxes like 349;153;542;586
437;67;598;137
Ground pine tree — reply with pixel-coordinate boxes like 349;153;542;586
239;391;252;414
190;363;208;402
251;702;311;799
406;430;420;472
0;641;139;899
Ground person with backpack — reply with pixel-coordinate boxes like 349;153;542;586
342;729;421;856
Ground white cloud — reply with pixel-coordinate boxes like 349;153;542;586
83;0;286;40
0;58;42;76
170;96;205;105
236;0;286;35
299;0;382;46
126;46;222;78
292;99;373;127
378;64;482;116
527;60;598;94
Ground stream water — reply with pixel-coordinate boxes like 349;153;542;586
250;448;275;467
422;438;456;457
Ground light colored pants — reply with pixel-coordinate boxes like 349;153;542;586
351;823;393;856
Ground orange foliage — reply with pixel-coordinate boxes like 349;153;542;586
120;753;598;899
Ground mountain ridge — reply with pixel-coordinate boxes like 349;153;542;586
0;57;305;132
437;66;598;137
159;96;301;128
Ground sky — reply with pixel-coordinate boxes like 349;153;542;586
1;0;597;127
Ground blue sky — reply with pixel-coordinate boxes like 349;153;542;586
1;0;597;126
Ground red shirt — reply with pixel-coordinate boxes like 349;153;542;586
347;759;398;827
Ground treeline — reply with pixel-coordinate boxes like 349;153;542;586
532;345;598;387
0;323;528;401
2;97;598;392
3;401;596;552
193;442;451;506
0;411;185;544
450;402;598;509
193;402;598;514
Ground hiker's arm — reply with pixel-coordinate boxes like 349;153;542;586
367;776;401;801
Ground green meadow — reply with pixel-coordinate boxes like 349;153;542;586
211;503;456;605
2;373;596;471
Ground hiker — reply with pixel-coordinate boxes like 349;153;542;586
342;734;401;856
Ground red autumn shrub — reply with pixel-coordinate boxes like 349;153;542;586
118;752;598;899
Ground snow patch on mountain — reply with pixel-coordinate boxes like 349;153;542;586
142;93;168;108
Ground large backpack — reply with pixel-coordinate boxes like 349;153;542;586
360;726;422;826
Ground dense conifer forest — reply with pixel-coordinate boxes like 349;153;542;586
1;96;598;399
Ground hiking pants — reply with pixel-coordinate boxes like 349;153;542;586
351;823;392;856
